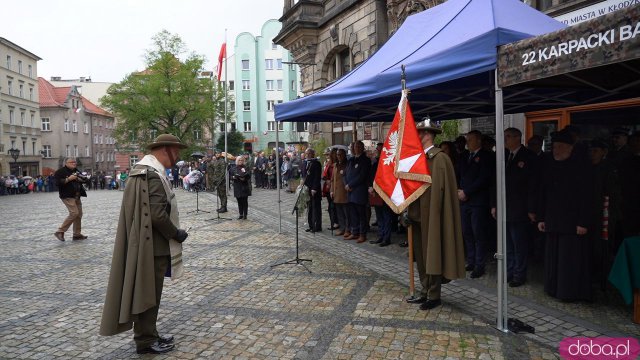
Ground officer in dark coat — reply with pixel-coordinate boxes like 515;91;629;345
303;148;322;232
492;128;537;287
457;130;495;278
345;141;371;243
537;129;593;302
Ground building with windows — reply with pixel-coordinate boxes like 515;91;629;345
49;77;116;175
0;37;42;176
39;77;116;175
224;19;305;153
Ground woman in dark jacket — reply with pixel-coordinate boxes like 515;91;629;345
232;156;252;219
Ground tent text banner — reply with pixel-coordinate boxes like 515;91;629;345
498;4;640;87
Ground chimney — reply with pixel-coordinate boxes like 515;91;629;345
50;76;61;81
80;77;85;82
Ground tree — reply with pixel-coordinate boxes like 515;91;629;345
216;129;245;156
435;120;460;143
101;30;228;152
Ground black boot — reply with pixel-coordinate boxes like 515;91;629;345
217;207;228;213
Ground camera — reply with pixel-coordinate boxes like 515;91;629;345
74;170;89;183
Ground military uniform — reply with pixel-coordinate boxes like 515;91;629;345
207;157;227;210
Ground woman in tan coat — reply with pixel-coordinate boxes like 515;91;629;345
331;149;349;236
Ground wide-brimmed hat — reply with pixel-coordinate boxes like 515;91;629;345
147;134;188;150
550;130;574;145
415;117;442;134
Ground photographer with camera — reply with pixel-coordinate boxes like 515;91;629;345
53;157;88;241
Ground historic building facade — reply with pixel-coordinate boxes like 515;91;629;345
0;37;42;176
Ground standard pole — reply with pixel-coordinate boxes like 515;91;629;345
494;69;508;332
401;64;416;298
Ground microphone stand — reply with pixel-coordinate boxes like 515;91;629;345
187;180;210;215
271;199;312;273
206;179;231;222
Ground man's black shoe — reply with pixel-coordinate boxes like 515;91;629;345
406;296;427;304
465;264;474;271
369;238;383;244
136;342;175;354
217;207;228;213
305;228;312;232
379;241;390;247
72;234;88;240
238;215;244;220
159;334;174;344
509;279;525;288
398;241;408;248
470;269;485;278
54;232;65;241
420;299;442;310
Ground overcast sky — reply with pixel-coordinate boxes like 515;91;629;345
2;0;283;83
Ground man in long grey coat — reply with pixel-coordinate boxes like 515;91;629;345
100;134;190;354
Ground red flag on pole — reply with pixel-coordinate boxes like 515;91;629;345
217;43;226;81
373;89;431;214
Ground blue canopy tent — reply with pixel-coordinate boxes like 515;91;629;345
272;0;572;333
275;0;568;123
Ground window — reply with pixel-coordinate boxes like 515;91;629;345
19;84;23;98
193;129;202;140
42;145;51;158
243;101;251;111
100;134;104;144
150;129;158;140
277;80;283;90
72;120;78;133
267;100;275;111
74;145;78;157
85;146;90;157
266;80;274;91
291;80;296;90
304;122;309;131
96;152;100;162
6;55;10;69
7;80;12;95
29;87;33;101
84;122;89;133
243;122;252;132
20;112;25;125
242;80;250;90
9;109;14;125
28;65;32;78
32;142;35;156
268;121;276;131
129;155;139;167
265;59;274;70
41;118;50;131
272;42;278;50
230;101;235;110
64;119;70;132
229;80;234;90
22;141;26;155
276;59;282;70
241;59;250;70
30;113;35;127
65;145;70;157
94;135;98;144
18;60;22;74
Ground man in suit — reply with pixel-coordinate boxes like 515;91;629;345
458;130;495;278
303;148;322;232
491;128;536;287
101;134;190;354
345;140;371;243
407;118;465;310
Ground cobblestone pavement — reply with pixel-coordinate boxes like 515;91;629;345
0;187;634;359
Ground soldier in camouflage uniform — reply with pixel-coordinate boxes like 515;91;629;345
207;153;228;213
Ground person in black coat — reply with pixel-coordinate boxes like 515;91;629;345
345;141;372;243
492;128;537;287
231;156;252;219
303;148;322;232
457;130;495;278
537;130;593;302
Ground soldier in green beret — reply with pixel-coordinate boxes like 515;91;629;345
207;152;228;213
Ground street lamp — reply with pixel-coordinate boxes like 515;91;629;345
8;148;19;163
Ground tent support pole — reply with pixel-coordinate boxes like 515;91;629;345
276;125;282;233
494;69;509;333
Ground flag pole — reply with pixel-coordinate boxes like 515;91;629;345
223;29;229;192
401;64;415;299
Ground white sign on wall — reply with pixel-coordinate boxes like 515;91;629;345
554;0;640;25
